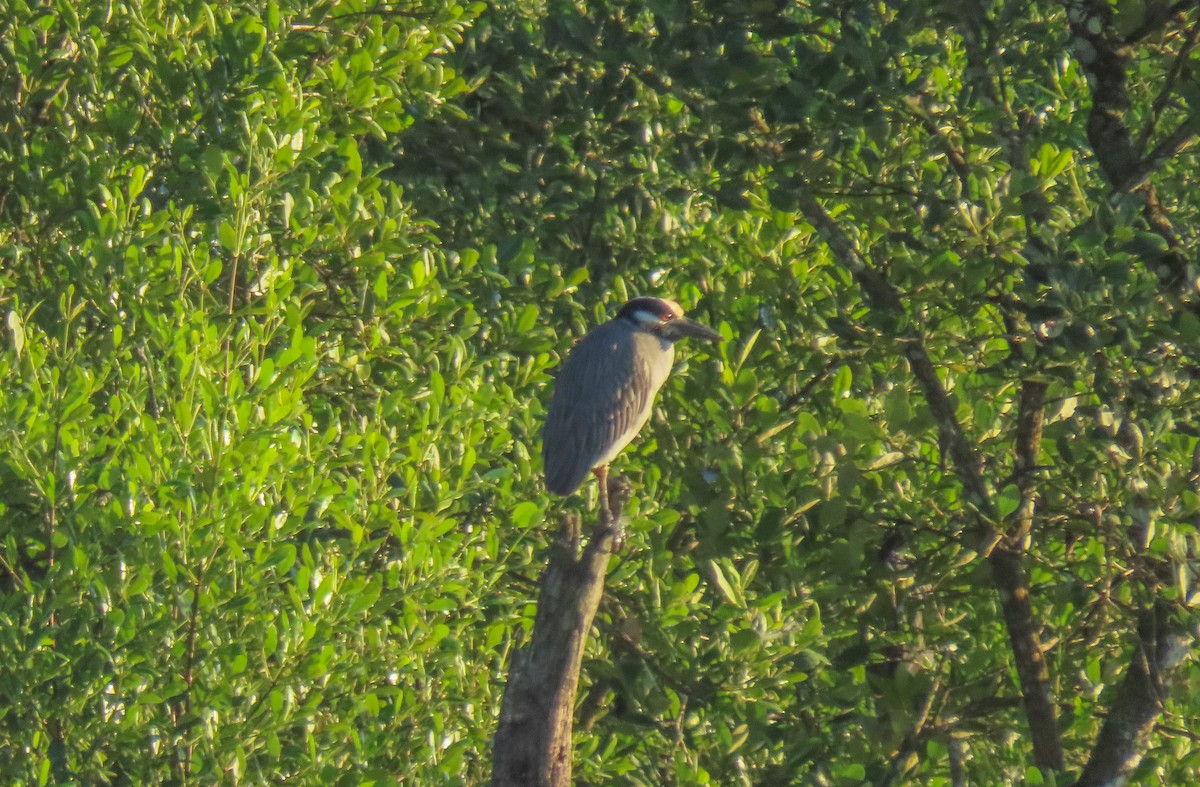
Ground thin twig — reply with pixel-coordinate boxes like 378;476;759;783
1122;117;1200;192
1134;12;1200;153
1121;0;1198;44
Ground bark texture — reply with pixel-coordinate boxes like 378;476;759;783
491;476;631;787
1074;607;1194;786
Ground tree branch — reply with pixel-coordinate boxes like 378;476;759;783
931;23;1071;762
1069;0;1191;286
797;192;1064;771
1007;380;1048;550
1074;606;1196;786
989;548;1064;770
990;380;1064;770
1134;11;1200;152
1122;117;1200;192
797;193;993;519
491;476;632;787
956;2;1053;230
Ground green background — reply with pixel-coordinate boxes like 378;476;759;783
1;0;1198;783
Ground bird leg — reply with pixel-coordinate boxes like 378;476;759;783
594;465;610;529
593;465;627;551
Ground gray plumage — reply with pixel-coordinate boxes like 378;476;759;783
543;324;670;494
542;297;720;500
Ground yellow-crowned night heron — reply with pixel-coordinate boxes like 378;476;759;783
542;296;721;525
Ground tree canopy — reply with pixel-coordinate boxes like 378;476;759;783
1;0;1198;784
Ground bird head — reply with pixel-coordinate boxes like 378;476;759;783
617;297;722;343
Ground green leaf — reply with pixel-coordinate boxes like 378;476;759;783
263;623;279;659
348;577;382;615
996;484;1021;519
7;311;24;357
819;496;847;528
705;560;741;606
512;501;541;529
515;304;538;334
1112;0;1146;37
218;220;239;252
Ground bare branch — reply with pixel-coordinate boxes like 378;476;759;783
492;477;632;787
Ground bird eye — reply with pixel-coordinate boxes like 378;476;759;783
660;312;675;322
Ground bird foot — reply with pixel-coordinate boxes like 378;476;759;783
610;518;627;552
605;474;633;552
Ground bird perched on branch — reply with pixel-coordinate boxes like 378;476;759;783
542;296;721;527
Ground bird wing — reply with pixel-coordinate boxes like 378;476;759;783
542;324;652;495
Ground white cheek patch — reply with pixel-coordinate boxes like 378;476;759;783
633;309;665;326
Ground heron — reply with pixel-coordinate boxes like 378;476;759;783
542;296;721;528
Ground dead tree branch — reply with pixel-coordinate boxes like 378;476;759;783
491;476;632;787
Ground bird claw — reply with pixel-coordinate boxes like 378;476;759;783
610;518;627;553
604;474;632;553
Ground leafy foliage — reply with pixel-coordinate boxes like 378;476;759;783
1;0;1198;784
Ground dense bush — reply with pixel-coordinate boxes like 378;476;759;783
1;0;1198;784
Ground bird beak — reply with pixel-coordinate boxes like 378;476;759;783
673;317;722;342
